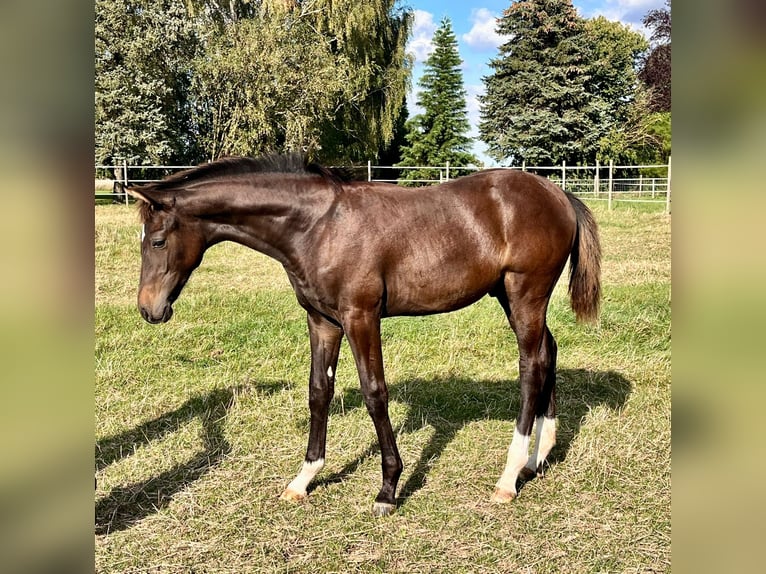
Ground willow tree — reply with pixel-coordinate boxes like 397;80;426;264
190;10;344;159
312;0;413;161
191;0;413;162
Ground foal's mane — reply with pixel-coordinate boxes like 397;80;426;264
134;153;350;221
146;153;347;192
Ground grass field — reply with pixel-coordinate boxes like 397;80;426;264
95;200;671;573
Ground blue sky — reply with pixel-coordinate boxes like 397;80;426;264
403;0;666;165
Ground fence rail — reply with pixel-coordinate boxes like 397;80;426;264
96;157;671;213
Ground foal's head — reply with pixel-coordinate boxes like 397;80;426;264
126;186;206;324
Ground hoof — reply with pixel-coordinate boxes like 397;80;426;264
519;467;537;482
372;502;396;517
490;488;516;504
279;488;306;502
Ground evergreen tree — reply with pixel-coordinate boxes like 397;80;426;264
398;17;478;185
479;0;602;166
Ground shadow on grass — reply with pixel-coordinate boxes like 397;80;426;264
95;381;287;535
314;369;632;508
95;372;630;531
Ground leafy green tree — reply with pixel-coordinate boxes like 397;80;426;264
479;0;602;166
376;102;410;180
190;9;344;159
95;0;200;172
397;17;478;185
184;0;258;24
585;17;648;129
592;5;670;168
597;85;670;168
95;0;412;167
312;0;413;163
190;0;412;162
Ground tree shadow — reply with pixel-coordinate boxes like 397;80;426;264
95;381;287;535
314;369;632;508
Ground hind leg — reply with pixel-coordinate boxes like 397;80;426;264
520;328;557;481
491;274;558;502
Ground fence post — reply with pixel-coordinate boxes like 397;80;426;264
367;160;372;182
521;160;526;172
123;158;129;205
446;161;450;181
594;159;600;196
608;159;614;211
666;155;672;214
561;160;566;191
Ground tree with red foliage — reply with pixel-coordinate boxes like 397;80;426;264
639;0;671;112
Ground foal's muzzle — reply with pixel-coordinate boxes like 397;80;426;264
139;303;173;324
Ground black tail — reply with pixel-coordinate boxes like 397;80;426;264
566;193;602;323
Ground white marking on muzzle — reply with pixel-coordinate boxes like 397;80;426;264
141;224;146;242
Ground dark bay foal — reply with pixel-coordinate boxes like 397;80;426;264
126;154;601;516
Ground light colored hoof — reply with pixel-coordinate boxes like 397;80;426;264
372;502;396;517
279;488;306;502
490;488;516;504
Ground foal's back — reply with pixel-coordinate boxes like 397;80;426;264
304;169;577;317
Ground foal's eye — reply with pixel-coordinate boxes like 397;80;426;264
151;238;167;249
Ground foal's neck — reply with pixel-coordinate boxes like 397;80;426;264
188;175;335;269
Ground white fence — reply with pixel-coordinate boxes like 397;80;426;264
96;157;671;213
367;158;671;213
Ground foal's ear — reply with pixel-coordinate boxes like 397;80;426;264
124;185;175;211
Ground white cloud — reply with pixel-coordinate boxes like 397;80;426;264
462;8;506;52
585;0;665;37
408;10;437;63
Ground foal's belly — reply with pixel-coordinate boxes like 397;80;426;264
382;261;500;317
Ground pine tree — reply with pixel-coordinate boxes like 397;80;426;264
479;0;602;166
398;17;478;185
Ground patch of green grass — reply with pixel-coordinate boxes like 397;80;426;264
96;202;670;573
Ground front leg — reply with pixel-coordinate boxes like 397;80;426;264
280;311;343;501
343;309;403;517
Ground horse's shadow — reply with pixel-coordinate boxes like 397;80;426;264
94;381;287;535
314;369;632;506
95;371;630;532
